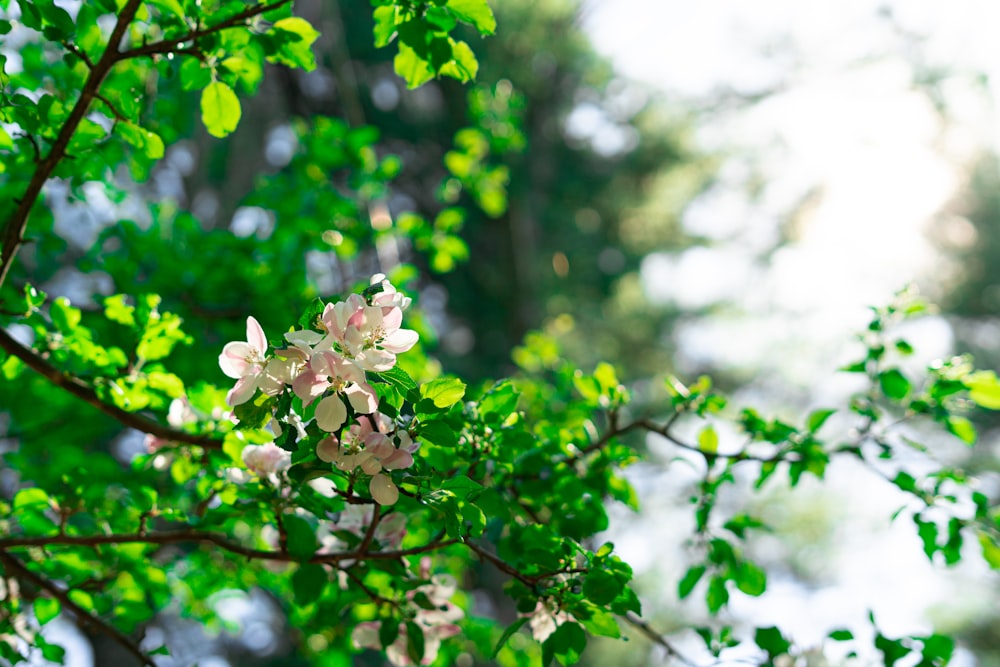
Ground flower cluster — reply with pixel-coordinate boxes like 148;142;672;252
352;558;464;666
218;275;418;504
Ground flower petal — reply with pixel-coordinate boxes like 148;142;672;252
370;473;399;505
347;383;379;414
315;394;348;432
227;375;258;406
246;316;267;352
316;436;341;463
383;328;419;354
219;341;252;378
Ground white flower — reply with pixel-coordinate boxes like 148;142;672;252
241;442;291;476
218;316;270;406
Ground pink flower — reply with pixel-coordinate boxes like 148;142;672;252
351;564;463;665
315;414;415;505
241;442;291;476
293;351;378;432
219;316;270;406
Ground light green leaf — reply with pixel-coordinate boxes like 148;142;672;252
698;425;718;454
200;81;241;138
979;531;1000;569
447;0;496;34
420;377;466;408
33;598;60;626
118;122;165;159
441;39;478;81
372;5;397;47
394;42;435;89
946;416;976;445
966;371;1000;409
148;0;184;19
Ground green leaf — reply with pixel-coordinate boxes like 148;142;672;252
268;17;320;71
582;570;621;606
50;296;81;332
735;560;766;596
543;621;586;666
148;0;185;19
875;633;911;667
879;369;911;401
828;629;854;641
372;5;397;47
678;565;705;599
705;575;728;614
946;416;976;445
806;408;835;433
394;42;435;89
283;514;319;560
405;621;426;664
200;81;241;138
33;597;61;626
966;371;1000;409
979;531;1000;569
14;487;50;511
420;377;466;408
580;609;620;638
418;419;458;447
373;365;417;393
292;564;327;605
447;0;497;34
697;425;718;454
755;626;792;659
233;393;276;430
118;122;165;159
440;476;483;498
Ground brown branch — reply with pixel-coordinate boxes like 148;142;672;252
120;0;295;60
0;531;458;565
61;40;95;69
622;612;701;667
0;0;143;289
0;327;222;449
461;540;575;587
358;504;382;555
0;550;156;667
93;91;127;122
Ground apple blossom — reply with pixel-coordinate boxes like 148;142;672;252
316;414;415;504
241;442;291;476
524;598;575;642
293;350;378;432
219;316;271;406
352;563;463;665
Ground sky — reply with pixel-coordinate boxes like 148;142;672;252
580;1;1000;664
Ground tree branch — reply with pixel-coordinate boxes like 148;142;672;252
120;0;295;60
0;531;459;565
0;550;156;667
0;0;144;289
0;327;223;449
622;612;701;667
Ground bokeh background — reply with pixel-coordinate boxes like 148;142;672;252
5;0;1000;664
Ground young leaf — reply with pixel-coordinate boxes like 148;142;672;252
201;81;242;138
447;0;497;34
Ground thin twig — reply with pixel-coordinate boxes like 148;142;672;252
61;40;95;69
0;531;458;565
622;612;701;667
0;0;143;288
0;327;222;450
358;504;382;555
0;550;156;667
120;0;295;60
